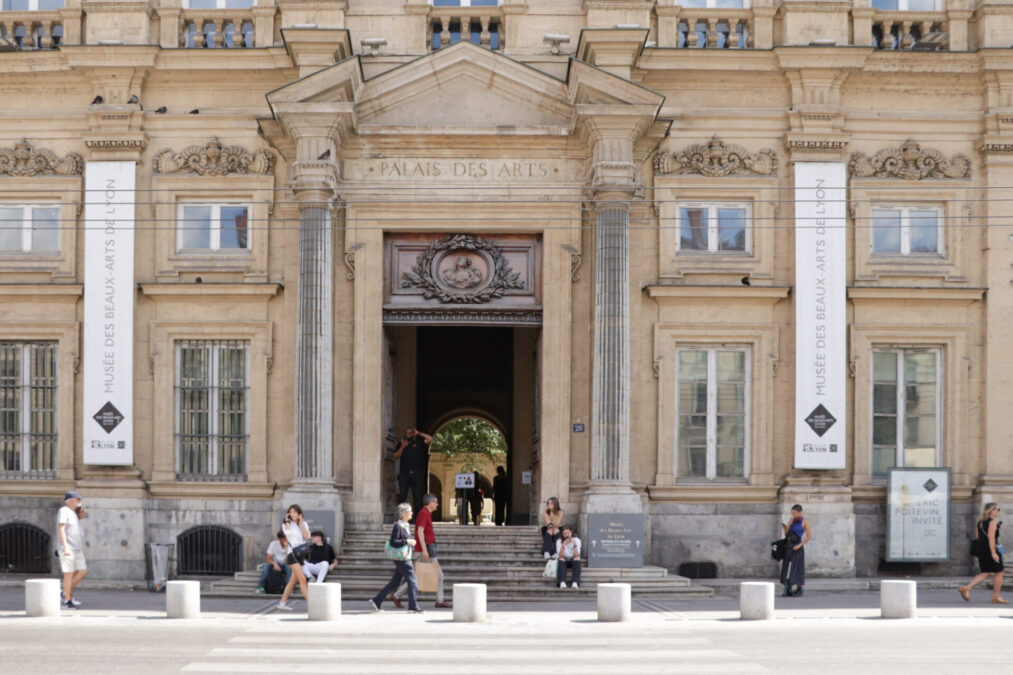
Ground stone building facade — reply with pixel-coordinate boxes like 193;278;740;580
1;0;1012;580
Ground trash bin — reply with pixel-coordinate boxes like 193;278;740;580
145;543;174;592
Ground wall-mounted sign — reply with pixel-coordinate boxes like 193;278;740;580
887;467;951;562
83;161;135;465
587;514;643;568
572;423;585;433
521;470;532;485
455;472;476;489
794;161;847;469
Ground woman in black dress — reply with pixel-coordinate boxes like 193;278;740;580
958;502;1006;604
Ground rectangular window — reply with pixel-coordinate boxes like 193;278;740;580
872;348;940;478
1;0;65;9
431;0;500;6
184;0;253;8
177;203;250;251
677;347;749;479
872;206;940;255
871;0;937;9
677;203;749;253
0;342;57;479
0;205;60;253
175;340;249;481
678;0;748;6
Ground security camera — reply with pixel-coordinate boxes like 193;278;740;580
361;37;387;56
543;33;570;55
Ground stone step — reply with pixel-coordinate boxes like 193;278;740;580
229;566;680;583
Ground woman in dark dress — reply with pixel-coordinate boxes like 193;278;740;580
959;502;1006;604
780;504;811;597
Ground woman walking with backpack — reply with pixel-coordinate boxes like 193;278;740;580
959;502;1006;604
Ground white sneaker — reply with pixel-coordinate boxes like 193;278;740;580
276;601;293;611
559;582;566;589
544;552;550;559
571;582;579;589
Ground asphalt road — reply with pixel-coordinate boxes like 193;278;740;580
0;587;1009;674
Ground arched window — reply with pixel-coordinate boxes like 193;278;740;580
176;525;242;575
0;522;51;574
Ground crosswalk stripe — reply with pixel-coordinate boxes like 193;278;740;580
184;662;768;674
225;635;713;647
207;646;740;661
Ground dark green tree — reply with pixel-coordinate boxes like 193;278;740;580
430;417;506;472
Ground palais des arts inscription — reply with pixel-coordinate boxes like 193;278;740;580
346;158;579;182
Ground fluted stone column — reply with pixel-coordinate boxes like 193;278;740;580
590;199;631;484
294;199;333;482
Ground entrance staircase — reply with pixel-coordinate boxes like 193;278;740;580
211;523;713;601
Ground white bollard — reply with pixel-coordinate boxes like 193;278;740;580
308;582;341;621
25;579;61;617
881;580;917;619
453;583;487;622
739;582;775;621
166;580;201;619
597;583;632;622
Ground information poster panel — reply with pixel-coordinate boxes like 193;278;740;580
793;162;847;469
587;514;643;568
455;473;475;489
83;161;135;465
887;467;951;562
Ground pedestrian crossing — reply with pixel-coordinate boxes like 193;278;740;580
181;622;770;673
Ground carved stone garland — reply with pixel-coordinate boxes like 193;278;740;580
654;136;777;177
401;234;524;304
848;140;971;180
0;139;83;177
153;137;275;176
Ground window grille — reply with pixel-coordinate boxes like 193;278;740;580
175;340;249;482
0;342;57;480
176;525;242;576
0;522;51;574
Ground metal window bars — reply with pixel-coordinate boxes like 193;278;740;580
0;522;51;574
176;525;242;576
0;342;57;480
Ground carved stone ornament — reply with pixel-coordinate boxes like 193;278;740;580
401;234;524;304
0;139;83;177
848;140;971;180
153;137;275;176
654;136;777;177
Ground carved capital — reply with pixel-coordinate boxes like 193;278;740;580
153;137;275;176
655;136;777;177
849;140;971;180
979;142;1013;155
0;139;83;177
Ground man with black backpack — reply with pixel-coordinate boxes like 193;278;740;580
255;530;291;594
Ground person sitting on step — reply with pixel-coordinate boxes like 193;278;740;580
556;525;582;589
301;530;337;584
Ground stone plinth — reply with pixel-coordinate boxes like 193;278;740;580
308;582;341;621
739;582;775;621
453;583;487;623
597;583;631;622
25;579;61;617
881;580;916;619
166;580;201;619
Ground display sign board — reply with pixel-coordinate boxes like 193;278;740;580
887;467;951;562
587;514;643;568
455;472;476;489
794;162;847;469
521;470;532;485
83;161;135;465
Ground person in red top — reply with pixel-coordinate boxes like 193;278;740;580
392;493;449;608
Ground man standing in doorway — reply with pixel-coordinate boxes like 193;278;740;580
394;426;432;518
492;466;509;526
57;491;87;609
393;493;450;609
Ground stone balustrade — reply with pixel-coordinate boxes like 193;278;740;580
866;10;949;50
678;11;755;49
0;11;66;49
429;6;503;50
181;11;256;49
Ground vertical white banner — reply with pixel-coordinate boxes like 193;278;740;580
794;162;846;469
83;161;135;465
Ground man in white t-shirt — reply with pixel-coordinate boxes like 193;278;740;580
255;530;292;594
57;491;87;609
555;525;582;589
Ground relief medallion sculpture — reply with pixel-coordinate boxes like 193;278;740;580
401;234;523;304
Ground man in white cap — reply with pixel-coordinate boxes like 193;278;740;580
57;491;86;608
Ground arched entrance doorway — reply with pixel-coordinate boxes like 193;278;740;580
428;415;506;524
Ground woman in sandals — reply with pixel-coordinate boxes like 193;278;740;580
541;497;564;559
959;502;1006;604
276;504;311;610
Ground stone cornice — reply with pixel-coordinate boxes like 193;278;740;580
139;283;282;297
645;284;791;300
847;287;985;301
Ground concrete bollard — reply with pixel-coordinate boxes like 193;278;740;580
881;580;917;619
166;580;201;619
453;583;487;622
25;579;61;617
739;582;775;621
597;583;632;622
308;582;341;621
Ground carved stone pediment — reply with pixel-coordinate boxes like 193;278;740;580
400;234;524;304
848;140;971;180
0;139;83;177
153;137;275;176
654;136;777;177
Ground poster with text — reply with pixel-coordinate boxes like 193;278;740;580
83;161;135;465
887;468;951;562
794;162;847;469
